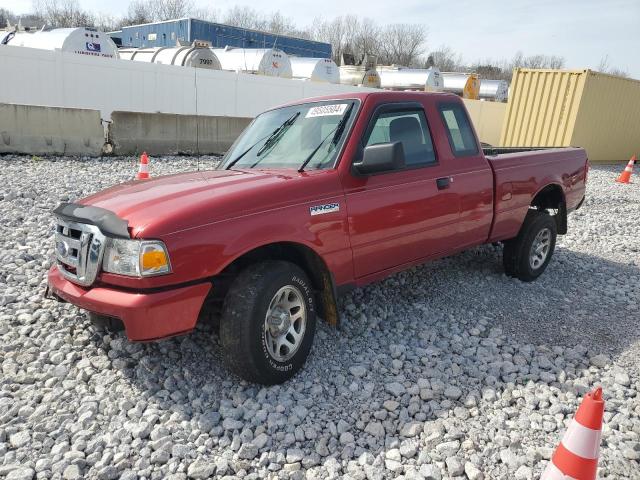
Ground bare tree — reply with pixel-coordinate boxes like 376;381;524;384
190;6;219;23
223;6;265;30
597;54;628;78
119;0;192;27
425;45;462;71
351;17;381;62
310;17;349;63
92;12;119;32
120;0;154;26
32;0;93;27
472;63;505;79
509;51;565;70
377;24;426;66
1;8;15;27
221;7;302;38
310;16;425;66
266;12;296;36
154;0;192;22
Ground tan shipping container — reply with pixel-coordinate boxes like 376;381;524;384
463;98;507;146
500;68;640;162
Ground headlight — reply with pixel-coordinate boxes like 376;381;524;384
102;239;171;277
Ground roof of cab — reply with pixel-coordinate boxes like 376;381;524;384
273;90;460;111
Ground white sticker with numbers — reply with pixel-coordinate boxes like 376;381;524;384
305;104;348;118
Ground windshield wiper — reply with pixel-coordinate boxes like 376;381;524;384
298;103;354;173
225;111;300;170
255;111;300;158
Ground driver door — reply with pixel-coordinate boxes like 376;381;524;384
343;102;460;279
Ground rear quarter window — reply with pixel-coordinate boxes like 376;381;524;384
438;103;479;157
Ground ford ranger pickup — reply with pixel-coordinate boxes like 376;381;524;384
46;91;588;384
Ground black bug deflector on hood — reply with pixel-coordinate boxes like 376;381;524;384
53;203;130;239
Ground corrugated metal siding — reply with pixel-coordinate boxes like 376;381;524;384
115;20;189;48
112;19;332;58
570;72;640;162
501;69;586;147
501;68;640;161
190;20;331;57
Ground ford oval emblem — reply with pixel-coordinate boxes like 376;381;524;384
56;240;69;258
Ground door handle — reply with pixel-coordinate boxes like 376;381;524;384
436;177;451;190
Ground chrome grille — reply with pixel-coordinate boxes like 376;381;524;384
54;217;106;286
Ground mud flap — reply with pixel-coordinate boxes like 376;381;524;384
320;269;340;329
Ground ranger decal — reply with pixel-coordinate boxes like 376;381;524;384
310;203;340;216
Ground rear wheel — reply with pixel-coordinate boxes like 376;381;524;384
220;261;316;384
503;210;557;282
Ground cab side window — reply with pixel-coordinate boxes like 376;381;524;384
438;103;479;156
364;109;436;167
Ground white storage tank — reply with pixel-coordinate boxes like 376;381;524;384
290;57;339;83
479;79;509;102
377;67;443;91
3;27;118;58
118;46;221;69
339;66;381;88
212;47;292;78
441;72;481;99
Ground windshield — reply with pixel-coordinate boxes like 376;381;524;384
219;100;358;170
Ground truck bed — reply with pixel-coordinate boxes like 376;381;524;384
484;146;588;242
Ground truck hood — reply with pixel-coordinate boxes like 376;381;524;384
79;168;332;237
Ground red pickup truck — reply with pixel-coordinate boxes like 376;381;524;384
47;92;588;384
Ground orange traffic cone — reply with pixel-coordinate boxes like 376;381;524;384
137;152;150;180
616;155;636;183
541;387;604;480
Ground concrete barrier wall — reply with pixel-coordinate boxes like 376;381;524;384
0;103;103;155
462;99;507;146
110;112;252;155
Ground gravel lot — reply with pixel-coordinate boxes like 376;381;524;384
1;156;638;480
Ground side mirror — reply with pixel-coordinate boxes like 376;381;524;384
353;142;405;175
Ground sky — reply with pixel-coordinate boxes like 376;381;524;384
4;0;639;78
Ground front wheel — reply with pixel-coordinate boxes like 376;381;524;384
503;210;557;282
220;261;316;384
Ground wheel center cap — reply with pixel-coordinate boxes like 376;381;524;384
268;308;290;335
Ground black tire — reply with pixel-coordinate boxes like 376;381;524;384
503;210;557;282
220;261;316;384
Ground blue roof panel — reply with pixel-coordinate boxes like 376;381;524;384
110;18;331;58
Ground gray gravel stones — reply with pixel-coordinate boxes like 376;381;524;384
465;461;484;480
5;468;35;480
385;382;406;397
8;431;30;449
444;385;462;400
62;464;82;480
237;443;259;460
445;456;464;476
186;459;215;479
0;158;638;479
589;353;611;368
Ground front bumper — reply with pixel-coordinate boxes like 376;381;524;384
47;266;211;341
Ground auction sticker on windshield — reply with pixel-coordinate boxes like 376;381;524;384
306;104;348;118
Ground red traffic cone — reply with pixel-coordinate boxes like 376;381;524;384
541;387;605;480
137;152;150;180
616;155;636;184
